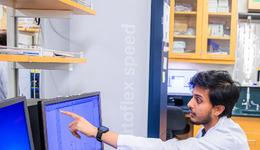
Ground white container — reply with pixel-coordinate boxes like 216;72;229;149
172;48;185;53
186;28;195;35
218;6;229;13
173;41;186;49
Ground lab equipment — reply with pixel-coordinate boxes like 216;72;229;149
242;87;251;110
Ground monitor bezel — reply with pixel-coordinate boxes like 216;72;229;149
0;96;35;150
167;69;198;96
39;92;102;150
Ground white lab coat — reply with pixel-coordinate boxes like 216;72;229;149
117;116;249;150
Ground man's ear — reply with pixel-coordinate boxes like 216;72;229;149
214;105;225;116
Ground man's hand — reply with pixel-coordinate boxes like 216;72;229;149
61;111;98;139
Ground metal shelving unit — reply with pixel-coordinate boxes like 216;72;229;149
0;0;94;97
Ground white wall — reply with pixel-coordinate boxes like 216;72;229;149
168;62;234;74
41;1;151;149
41;18;71;99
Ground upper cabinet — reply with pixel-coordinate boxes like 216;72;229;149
0;0;96;15
169;0;237;64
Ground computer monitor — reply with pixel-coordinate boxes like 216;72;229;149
167;69;197;96
39;92;102;150
0;96;34;150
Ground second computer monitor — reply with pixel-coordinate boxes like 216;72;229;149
39;92;102;150
167;69;197;96
0;96;34;150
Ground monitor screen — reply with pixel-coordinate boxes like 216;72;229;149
39;92;102;150
0;97;34;150
167;69;197;95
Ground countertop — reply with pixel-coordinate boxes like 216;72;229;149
182;107;260;118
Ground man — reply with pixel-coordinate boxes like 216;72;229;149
61;70;250;149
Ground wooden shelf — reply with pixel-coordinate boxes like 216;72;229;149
0;54;86;63
18;27;39;33
209;12;231;16
208;36;231;40
174;11;197;15
0;0;96;15
0;26;39;33
169;57;235;65
174;35;196;39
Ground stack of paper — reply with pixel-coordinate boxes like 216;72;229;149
0;46;83;58
208;0;218;12
173;41;186;53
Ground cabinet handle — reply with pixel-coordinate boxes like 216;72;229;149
210;56;226;58
176;54;191;57
247;140;256;142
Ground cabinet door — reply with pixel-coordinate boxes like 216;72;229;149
193;124;203;137
201;0;237;60
169;0;203;59
232;117;260;150
246;133;260;150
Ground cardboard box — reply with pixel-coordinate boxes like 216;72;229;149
174;23;188;32
174;18;188;32
248;0;260;12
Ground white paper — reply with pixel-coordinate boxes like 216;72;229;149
163;2;170;43
163;57;168;70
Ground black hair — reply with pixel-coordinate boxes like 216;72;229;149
189;70;241;118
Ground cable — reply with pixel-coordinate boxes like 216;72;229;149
48;18;86;50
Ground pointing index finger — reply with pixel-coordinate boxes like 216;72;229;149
60;111;80;119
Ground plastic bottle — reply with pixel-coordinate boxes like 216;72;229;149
224;24;230;37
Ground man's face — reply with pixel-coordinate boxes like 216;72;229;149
187;86;214;125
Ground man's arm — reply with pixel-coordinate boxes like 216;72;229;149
61;111;119;149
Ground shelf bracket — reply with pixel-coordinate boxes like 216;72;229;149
14;9;73;18
7;7;19;98
13;62;73;71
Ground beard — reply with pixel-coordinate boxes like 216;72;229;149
190;109;213;125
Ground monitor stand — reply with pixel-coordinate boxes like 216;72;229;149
27;99;44;150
